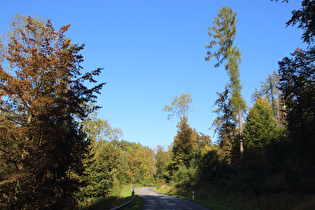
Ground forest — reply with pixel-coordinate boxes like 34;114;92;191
0;0;314;209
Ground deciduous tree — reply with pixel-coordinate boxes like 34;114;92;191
127;150;156;183
163;93;194;121
155;145;171;180
0;15;105;208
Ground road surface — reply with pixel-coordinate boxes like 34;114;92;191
135;187;209;210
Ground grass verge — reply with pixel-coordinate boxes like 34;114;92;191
117;184;144;210
82;184;143;210
155;184;315;210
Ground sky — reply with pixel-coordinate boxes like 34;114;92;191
0;0;305;149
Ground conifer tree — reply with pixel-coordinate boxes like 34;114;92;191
205;6;246;164
251;71;285;125
278;48;315;162
171;117;198;169
212;87;238;164
243;98;277;158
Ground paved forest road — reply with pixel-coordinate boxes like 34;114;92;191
135;187;209;210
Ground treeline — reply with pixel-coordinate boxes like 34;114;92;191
77;112;156;207
0;15;156;209
1;0;314;209
157;1;315;207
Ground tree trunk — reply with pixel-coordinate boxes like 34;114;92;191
238;109;243;166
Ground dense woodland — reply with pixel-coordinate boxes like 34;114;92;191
0;0;314;209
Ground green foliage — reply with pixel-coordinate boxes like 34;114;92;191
84;111;123;144
205;6;238;67
163;93;194;121
77;114;157;207
277;47;315;193
212;87;239;164
78;141;122;207
170;165;197;187
127;150;156;184
155;145;171;180
205;5;245;112
169;117;198;170
251;70;285;125
206;6;245;164
243;98;277;157
286;0;315;45
278;48;315;155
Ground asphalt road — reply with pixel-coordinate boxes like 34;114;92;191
134;187;209;210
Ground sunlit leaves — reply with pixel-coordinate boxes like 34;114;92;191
162;93;194;121
243;98;277;155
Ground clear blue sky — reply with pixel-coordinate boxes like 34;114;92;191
0;0;305;149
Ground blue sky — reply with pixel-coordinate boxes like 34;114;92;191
0;0;305;149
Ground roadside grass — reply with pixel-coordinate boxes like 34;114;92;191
123;193;143;210
118;183;144;210
155;184;315;210
155;185;226;210
82;184;144;210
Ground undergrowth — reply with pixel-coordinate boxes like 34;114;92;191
156;184;315;210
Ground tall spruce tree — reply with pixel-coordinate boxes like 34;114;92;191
205;6;246;164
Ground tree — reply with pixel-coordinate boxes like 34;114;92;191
272;0;315;194
278;48;315;160
251;71;285;125
163;93;194;121
0;16;105;208
169;117;198;171
205;6;246;163
83;111;123;145
212;87;238;164
127;150;156;183
77;115;126;206
272;0;315;45
155;145;171;180
78;141;122;207
195;133;213;158
243;98;277;158
288;0;315;45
